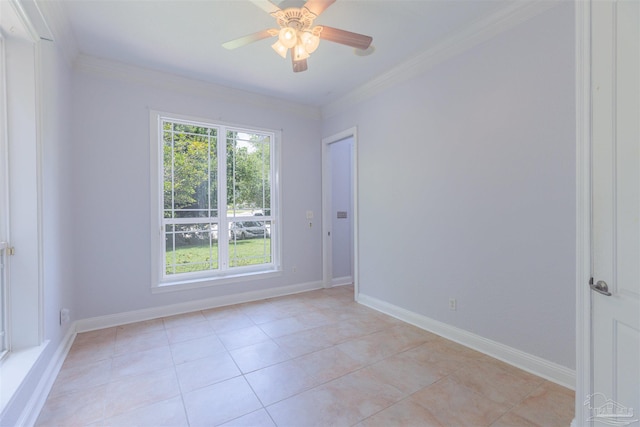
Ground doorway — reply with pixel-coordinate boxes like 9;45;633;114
322;128;358;296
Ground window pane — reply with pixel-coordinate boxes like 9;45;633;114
228;220;272;267
165;223;218;275
163;122;217;218
226;131;271;215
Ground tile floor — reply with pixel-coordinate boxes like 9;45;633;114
36;285;575;426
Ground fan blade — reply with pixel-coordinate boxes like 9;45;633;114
292;57;308;73
250;0;281;14
318;26;372;50
303;0;336;17
222;29;278;50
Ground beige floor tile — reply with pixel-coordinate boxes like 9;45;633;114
244;358;317;405
229;340;291;373
360;349;447;395
238;302;290;324
170;334;227;365
292;346;362;384
508;381;575;427
258;316;314;338
411;377;511;427
404;339;484;374
183;376;262;426
36;384;107;426
165;320;214;344
207;311;256;333
438;338;489;361
217;325;271;350
218;409;276;427
484;357;546;385
266;297;314;316
64;338;115;367
175;352;241;393
38;284;575;427
114;328;169;355
110;345;174;380
73;327;117;347
490;411;541;427
201;305;243;321
104;369;181;419
272;325;336;358
337;325;431;365
102;396;188;427
115;318;165;339
294;309;335;328
356;398;445;427
450;358;544;405
266;368;404;427
162;311;208;329
49;358;112;397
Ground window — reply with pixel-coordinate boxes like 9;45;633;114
151;113;280;288
0;243;7;360
0;36;8;360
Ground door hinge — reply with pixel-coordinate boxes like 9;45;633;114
7;247;15;256
589;277;594;286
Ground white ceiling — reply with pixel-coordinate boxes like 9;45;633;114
50;0;513;107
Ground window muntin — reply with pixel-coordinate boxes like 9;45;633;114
158;116;278;284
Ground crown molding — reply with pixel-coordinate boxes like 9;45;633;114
35;0;78;64
74;54;322;120
321;0;563;119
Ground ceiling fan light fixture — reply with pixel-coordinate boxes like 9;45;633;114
271;40;288;58
278;27;297;49
300;31;320;53
223;0;373;73
293;43;310;61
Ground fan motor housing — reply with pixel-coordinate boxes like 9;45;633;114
274;7;315;30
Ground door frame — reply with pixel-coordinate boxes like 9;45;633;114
322;127;359;296
574;1;592;425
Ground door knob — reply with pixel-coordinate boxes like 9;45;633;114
589;278;612;296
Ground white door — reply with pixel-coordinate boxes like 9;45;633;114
590;0;640;424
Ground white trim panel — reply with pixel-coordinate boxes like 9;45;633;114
17;326;75;427
574;0;592;425
331;276;353;287
358;293;576;390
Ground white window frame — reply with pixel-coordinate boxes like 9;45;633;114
0;34;9;361
150;111;281;292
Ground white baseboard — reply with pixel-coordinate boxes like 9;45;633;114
76;280;323;332
357;293;576;390
17;326;76;427
331;276;353;287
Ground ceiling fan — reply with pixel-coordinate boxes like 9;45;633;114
222;0;373;72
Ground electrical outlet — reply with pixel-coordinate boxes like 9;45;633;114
60;308;70;325
449;298;457;311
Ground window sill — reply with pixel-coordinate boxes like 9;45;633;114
152;268;282;294
0;341;50;416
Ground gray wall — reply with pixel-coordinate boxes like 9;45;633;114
70;66;323;319
330;137;353;281
323;4;576;369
